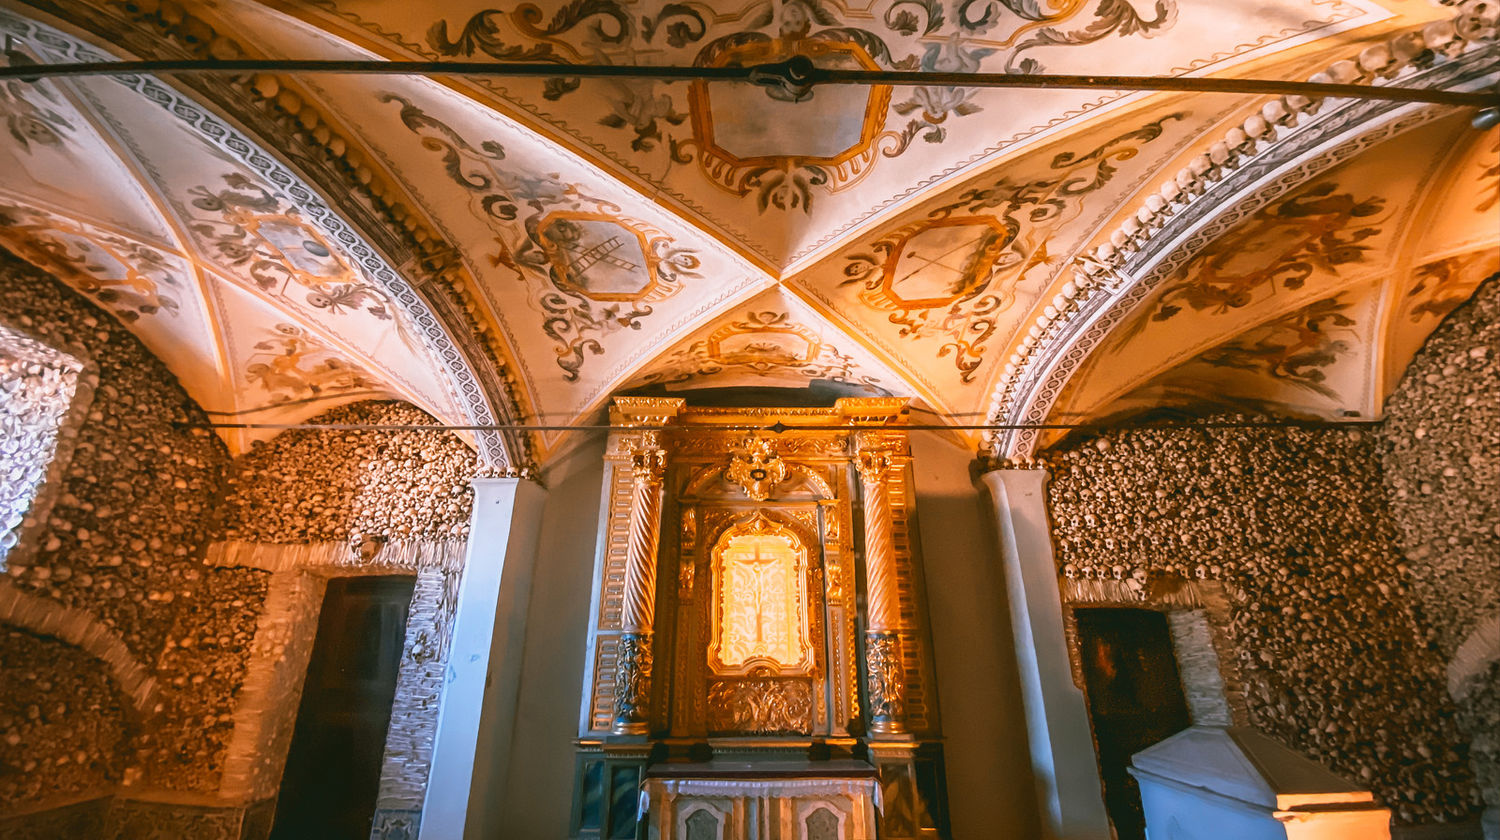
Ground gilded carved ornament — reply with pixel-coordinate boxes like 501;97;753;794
706;678;815;735
611;396;686;428
855;449;897;486
725;437;789;501
630;444;668;485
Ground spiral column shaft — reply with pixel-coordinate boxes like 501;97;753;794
857;447;906;735
613;444;666;735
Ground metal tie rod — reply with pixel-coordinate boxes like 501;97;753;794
1;55;1495;108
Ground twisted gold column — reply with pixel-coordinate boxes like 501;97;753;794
613;443;666;735
856;448;906;736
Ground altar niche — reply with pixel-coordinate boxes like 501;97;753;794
570;398;948;840
704;513;821;736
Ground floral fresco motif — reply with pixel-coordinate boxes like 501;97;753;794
1477;131;1498;214
1;70;74;153
636;310;883;390
1146;182;1386;324
840;114;1183;381
244;323;384;405
181;174;423;358
1402;250;1500;323
384;94;702;380
423;0;1178;213
1194;294;1357;399
0;203;181;321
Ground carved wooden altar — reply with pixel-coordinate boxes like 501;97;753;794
571;398;948;839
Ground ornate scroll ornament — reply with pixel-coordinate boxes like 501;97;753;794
612;632;654;735
725;437;789;501
706;678;815;735
865;632;906;736
679;507;697;597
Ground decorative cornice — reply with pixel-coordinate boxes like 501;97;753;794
984;8;1500;460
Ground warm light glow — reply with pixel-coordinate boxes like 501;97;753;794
710;516;813;674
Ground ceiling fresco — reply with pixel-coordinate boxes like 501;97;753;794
1048;113;1500;437
231;0;1403;272
0;0;1494;466
786;96;1232;417
619;286;902;396
0;10;476;456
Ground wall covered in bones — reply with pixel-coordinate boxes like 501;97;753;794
0;248;482;834
0;249;265;811
222;400;476;544
1379;274;1500;818
1043;276;1500;825
216;399;477;835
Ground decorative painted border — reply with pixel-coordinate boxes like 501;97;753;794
0;10;515;468
985;13;1500;461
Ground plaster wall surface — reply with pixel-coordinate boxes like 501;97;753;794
499;432;607;838
908;430;1043;839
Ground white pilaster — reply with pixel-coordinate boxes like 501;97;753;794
420;477;547;840
982;468;1111;840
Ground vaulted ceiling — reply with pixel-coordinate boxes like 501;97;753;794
0;0;1495;468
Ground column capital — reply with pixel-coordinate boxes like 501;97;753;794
628;444;667;485
467;474;536;490
855;448;897;486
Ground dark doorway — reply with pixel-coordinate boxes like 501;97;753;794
1075;607;1192;840
270;575;416;840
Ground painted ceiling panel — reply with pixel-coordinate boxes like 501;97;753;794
1047;114;1499;436
228;0;1395;271
0;66;175;247
787;95;1236;420
619;286;903;395
204;275;396;453
1110;279;1385;421
207;12;776;451
67;71;467;429
0;10;475;453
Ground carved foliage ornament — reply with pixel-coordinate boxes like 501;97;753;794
865;632;906;734
612;632;654;734
725;437;788;501
706;678;814;735
630;443;668;485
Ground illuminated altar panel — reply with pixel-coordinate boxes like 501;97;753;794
710;517;813;675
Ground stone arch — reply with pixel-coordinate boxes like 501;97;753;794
0;581;158;714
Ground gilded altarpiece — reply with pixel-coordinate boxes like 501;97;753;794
572;398;947;840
